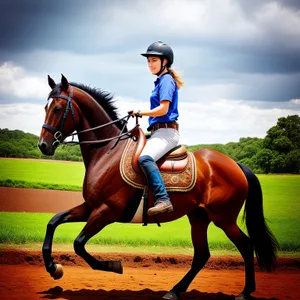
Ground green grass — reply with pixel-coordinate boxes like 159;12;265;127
0;212;228;248
0;209;299;252
256;174;300;251
0;159;84;187
0;159;299;252
257;174;300;218
0;179;81;191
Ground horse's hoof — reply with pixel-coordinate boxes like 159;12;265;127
235;293;250;300
109;260;123;274
162;291;178;300
51;264;64;280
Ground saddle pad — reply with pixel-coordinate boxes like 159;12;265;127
120;138;197;192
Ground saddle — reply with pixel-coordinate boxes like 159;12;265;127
120;127;197;192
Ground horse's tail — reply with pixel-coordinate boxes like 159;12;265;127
237;162;279;272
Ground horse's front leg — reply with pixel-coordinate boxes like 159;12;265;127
73;203;123;274
43;202;89;279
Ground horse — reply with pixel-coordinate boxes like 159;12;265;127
38;74;279;300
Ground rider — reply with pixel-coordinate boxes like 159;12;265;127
129;41;184;216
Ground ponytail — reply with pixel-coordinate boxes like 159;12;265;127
168;69;184;90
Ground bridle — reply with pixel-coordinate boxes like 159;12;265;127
42;85;137;149
43;85;77;147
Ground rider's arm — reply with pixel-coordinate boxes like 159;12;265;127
139;100;170;117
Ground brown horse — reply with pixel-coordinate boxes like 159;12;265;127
38;74;279;300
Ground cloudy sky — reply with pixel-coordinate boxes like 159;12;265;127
0;0;299;145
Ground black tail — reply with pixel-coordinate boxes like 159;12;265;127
237;163;279;272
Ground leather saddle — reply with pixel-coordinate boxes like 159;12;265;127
120;126;197;192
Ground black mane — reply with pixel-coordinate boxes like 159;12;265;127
49;82;126;131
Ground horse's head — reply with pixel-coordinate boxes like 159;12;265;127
38;74;80;155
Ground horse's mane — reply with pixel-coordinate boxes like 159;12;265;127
49;83;126;131
72;83;127;131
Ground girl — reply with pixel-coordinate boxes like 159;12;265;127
129;41;184;216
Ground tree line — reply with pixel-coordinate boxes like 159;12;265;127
0;115;299;174
0;129;82;162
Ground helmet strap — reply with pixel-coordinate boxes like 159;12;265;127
155;57;167;76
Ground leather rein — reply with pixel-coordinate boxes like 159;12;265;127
42;85;138;149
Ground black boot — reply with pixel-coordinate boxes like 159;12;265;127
138;155;173;216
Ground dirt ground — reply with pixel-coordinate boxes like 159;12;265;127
0;187;300;300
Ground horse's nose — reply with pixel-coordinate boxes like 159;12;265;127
38;140;47;152
38;139;55;156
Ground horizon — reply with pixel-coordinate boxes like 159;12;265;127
2;112;295;147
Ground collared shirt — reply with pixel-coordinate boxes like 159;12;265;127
148;72;179;127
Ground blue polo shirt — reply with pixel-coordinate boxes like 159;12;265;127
148;73;179;128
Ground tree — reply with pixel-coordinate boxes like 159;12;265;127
240;157;261;173
270;154;287;173
277;115;300;148
262;115;300;173
265;115;300;150
0;142;18;157
286;149;300;174
0;115;299;174
255;149;274;174
272;136;294;153
0;128;83;161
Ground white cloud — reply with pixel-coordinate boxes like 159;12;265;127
94;0;300;51
161;0;257;38
0;103;45;136
0;59;299;146
0;62;48;99
290;99;300;104
114;97;300;145
0;97;299;145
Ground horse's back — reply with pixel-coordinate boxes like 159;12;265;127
193;148;248;219
194;148;247;184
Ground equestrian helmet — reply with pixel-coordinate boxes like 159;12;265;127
141;41;174;66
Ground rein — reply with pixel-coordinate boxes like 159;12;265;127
43;85;138;149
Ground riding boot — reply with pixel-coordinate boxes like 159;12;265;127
138;155;173;216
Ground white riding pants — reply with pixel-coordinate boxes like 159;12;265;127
140;128;180;162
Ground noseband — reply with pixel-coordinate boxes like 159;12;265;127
43;85;136;149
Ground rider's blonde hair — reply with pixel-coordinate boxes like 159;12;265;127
168;69;184;90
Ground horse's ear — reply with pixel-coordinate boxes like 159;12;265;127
61;74;69;91
48;75;56;89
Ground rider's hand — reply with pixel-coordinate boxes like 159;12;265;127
128;110;142;117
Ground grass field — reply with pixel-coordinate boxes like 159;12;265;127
0;212;236;248
0;159;299;253
0;159;83;189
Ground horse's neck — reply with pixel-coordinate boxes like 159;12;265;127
73;88;122;166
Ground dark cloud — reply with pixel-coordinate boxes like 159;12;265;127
1;1;79;51
238;0;300;15
0;0;126;54
1;0;299;104
223;48;300;75
235;75;300;102
268;0;300;10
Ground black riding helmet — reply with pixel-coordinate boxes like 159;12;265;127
141;41;174;75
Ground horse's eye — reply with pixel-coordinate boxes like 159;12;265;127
54;107;62;115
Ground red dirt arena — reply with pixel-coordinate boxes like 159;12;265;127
0;187;299;300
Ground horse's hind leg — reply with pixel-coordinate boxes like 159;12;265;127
73;204;123;274
43;202;89;279
163;207;211;300
221;223;255;300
